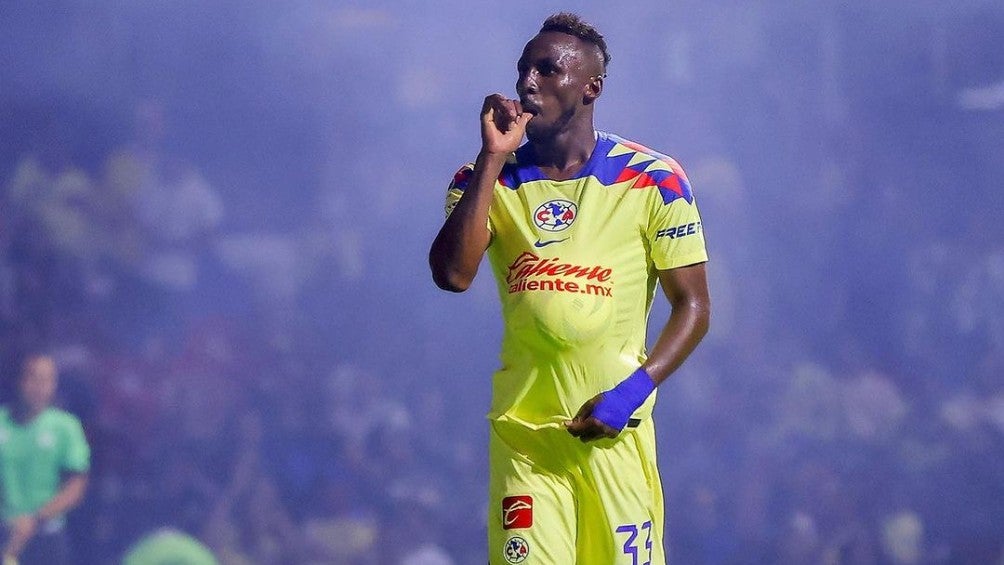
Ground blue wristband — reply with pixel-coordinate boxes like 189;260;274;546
592;367;656;431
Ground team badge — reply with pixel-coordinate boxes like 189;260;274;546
533;199;577;232
504;536;530;563
502;496;533;529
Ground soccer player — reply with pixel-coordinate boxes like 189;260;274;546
429;13;711;565
0;354;90;565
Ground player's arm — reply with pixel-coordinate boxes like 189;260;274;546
429;94;532;292
567;263;710;442
642;263;711;382
3;473;89;559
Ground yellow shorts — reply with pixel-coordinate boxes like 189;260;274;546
488;418;666;565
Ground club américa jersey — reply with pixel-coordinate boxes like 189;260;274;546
445;131;708;429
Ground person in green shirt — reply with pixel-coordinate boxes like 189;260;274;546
0;353;90;565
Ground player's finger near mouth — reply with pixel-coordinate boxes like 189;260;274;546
504;99;518;119
494;112;511;133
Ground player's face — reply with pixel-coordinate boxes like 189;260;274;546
516;32;600;141
20;356;57;412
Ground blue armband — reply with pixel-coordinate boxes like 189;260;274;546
592;367;656;431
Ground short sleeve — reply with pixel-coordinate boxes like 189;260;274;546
444;163;475;218
61;416;91;473
644;159;709;270
444;162;494;234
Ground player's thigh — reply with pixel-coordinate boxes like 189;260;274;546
488;422;577;565
576;419;666;565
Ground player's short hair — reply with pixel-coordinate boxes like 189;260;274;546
540;13;611;69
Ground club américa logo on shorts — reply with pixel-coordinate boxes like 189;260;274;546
502;495;533;529
533;199;577;232
504;536;530;563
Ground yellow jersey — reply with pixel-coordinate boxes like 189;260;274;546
445;131;707;429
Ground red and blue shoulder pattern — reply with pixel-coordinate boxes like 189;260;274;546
449;164;475;191
449;132;693;205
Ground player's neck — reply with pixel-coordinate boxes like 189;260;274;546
530;120;596;178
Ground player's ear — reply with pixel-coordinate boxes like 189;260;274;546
584;73;604;104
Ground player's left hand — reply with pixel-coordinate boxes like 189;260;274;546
565;395;620;442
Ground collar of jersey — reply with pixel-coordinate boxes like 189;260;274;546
499;131;614;189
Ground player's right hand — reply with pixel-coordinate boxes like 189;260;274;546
480;93;533;156
565;394;621;442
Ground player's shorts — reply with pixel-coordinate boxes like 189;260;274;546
488;417;666;565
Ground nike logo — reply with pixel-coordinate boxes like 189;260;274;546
533;238;568;248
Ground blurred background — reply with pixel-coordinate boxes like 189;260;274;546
2;0;1003;563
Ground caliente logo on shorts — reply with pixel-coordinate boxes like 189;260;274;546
504;536;530;563
502;496;533;529
533;199;577;232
